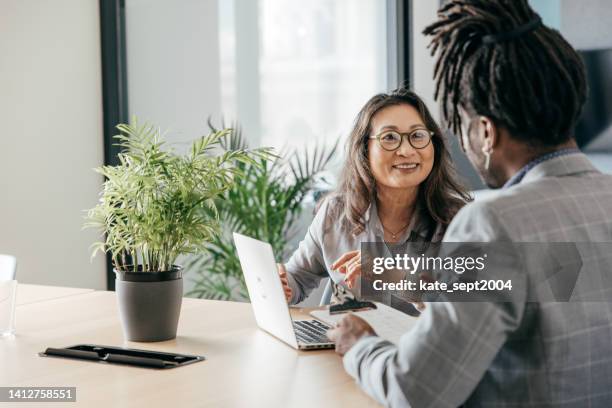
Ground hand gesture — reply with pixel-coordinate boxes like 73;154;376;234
332;250;361;289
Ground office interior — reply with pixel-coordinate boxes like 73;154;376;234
1;0;612;405
3;0;611;298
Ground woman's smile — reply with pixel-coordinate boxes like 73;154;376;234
392;162;420;171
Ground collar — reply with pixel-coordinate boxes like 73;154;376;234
503;148;585;188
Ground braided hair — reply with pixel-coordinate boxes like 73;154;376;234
423;0;587;148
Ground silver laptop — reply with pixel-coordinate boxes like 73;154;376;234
233;233;334;350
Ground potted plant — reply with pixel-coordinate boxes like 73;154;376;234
85;120;269;341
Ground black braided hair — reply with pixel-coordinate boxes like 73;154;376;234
423;0;587;148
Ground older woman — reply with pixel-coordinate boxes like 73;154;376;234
279;88;471;305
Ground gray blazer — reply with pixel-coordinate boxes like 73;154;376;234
285;196;445;305
343;153;612;407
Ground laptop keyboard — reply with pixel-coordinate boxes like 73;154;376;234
293;320;331;344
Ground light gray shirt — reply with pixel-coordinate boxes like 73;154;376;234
285;196;444;305
343;153;612;407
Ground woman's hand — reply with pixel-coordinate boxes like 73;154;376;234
332;251;429;310
332;250;361;289
277;264;292;303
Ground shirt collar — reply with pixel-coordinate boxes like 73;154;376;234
503;148;582;188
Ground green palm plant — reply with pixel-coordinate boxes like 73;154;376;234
184;123;337;300
85;120;272;272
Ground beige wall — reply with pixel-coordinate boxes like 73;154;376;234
0;0;106;289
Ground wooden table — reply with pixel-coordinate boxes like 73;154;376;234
15;284;94;306
1;285;380;407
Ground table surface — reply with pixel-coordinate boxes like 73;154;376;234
1;284;380;407
15;284;94;306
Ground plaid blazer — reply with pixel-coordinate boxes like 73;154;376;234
343;153;612;407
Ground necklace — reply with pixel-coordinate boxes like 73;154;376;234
381;220;412;240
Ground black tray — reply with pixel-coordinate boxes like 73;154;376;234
39;344;205;369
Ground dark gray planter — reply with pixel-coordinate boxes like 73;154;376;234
115;267;183;342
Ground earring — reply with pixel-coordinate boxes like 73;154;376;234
482;148;492;171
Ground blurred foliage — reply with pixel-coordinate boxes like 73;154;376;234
185;121;337;300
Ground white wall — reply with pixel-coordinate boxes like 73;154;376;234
125;0;222;150
0;0;106;289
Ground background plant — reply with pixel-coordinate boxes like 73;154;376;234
184;122;337;300
85;120;271;272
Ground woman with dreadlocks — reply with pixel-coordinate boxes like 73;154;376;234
326;1;612;407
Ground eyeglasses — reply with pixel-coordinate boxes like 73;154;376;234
369;128;433;151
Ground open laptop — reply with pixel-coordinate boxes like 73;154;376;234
233;233;334;350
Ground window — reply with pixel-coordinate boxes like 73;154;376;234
125;0;391;153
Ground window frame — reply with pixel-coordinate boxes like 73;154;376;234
99;0;129;290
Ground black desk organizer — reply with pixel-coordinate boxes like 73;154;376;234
39;344;205;369
329;298;377;315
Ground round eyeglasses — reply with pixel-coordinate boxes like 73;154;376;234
369;128;433;151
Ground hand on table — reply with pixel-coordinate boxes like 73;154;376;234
326;314;376;356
